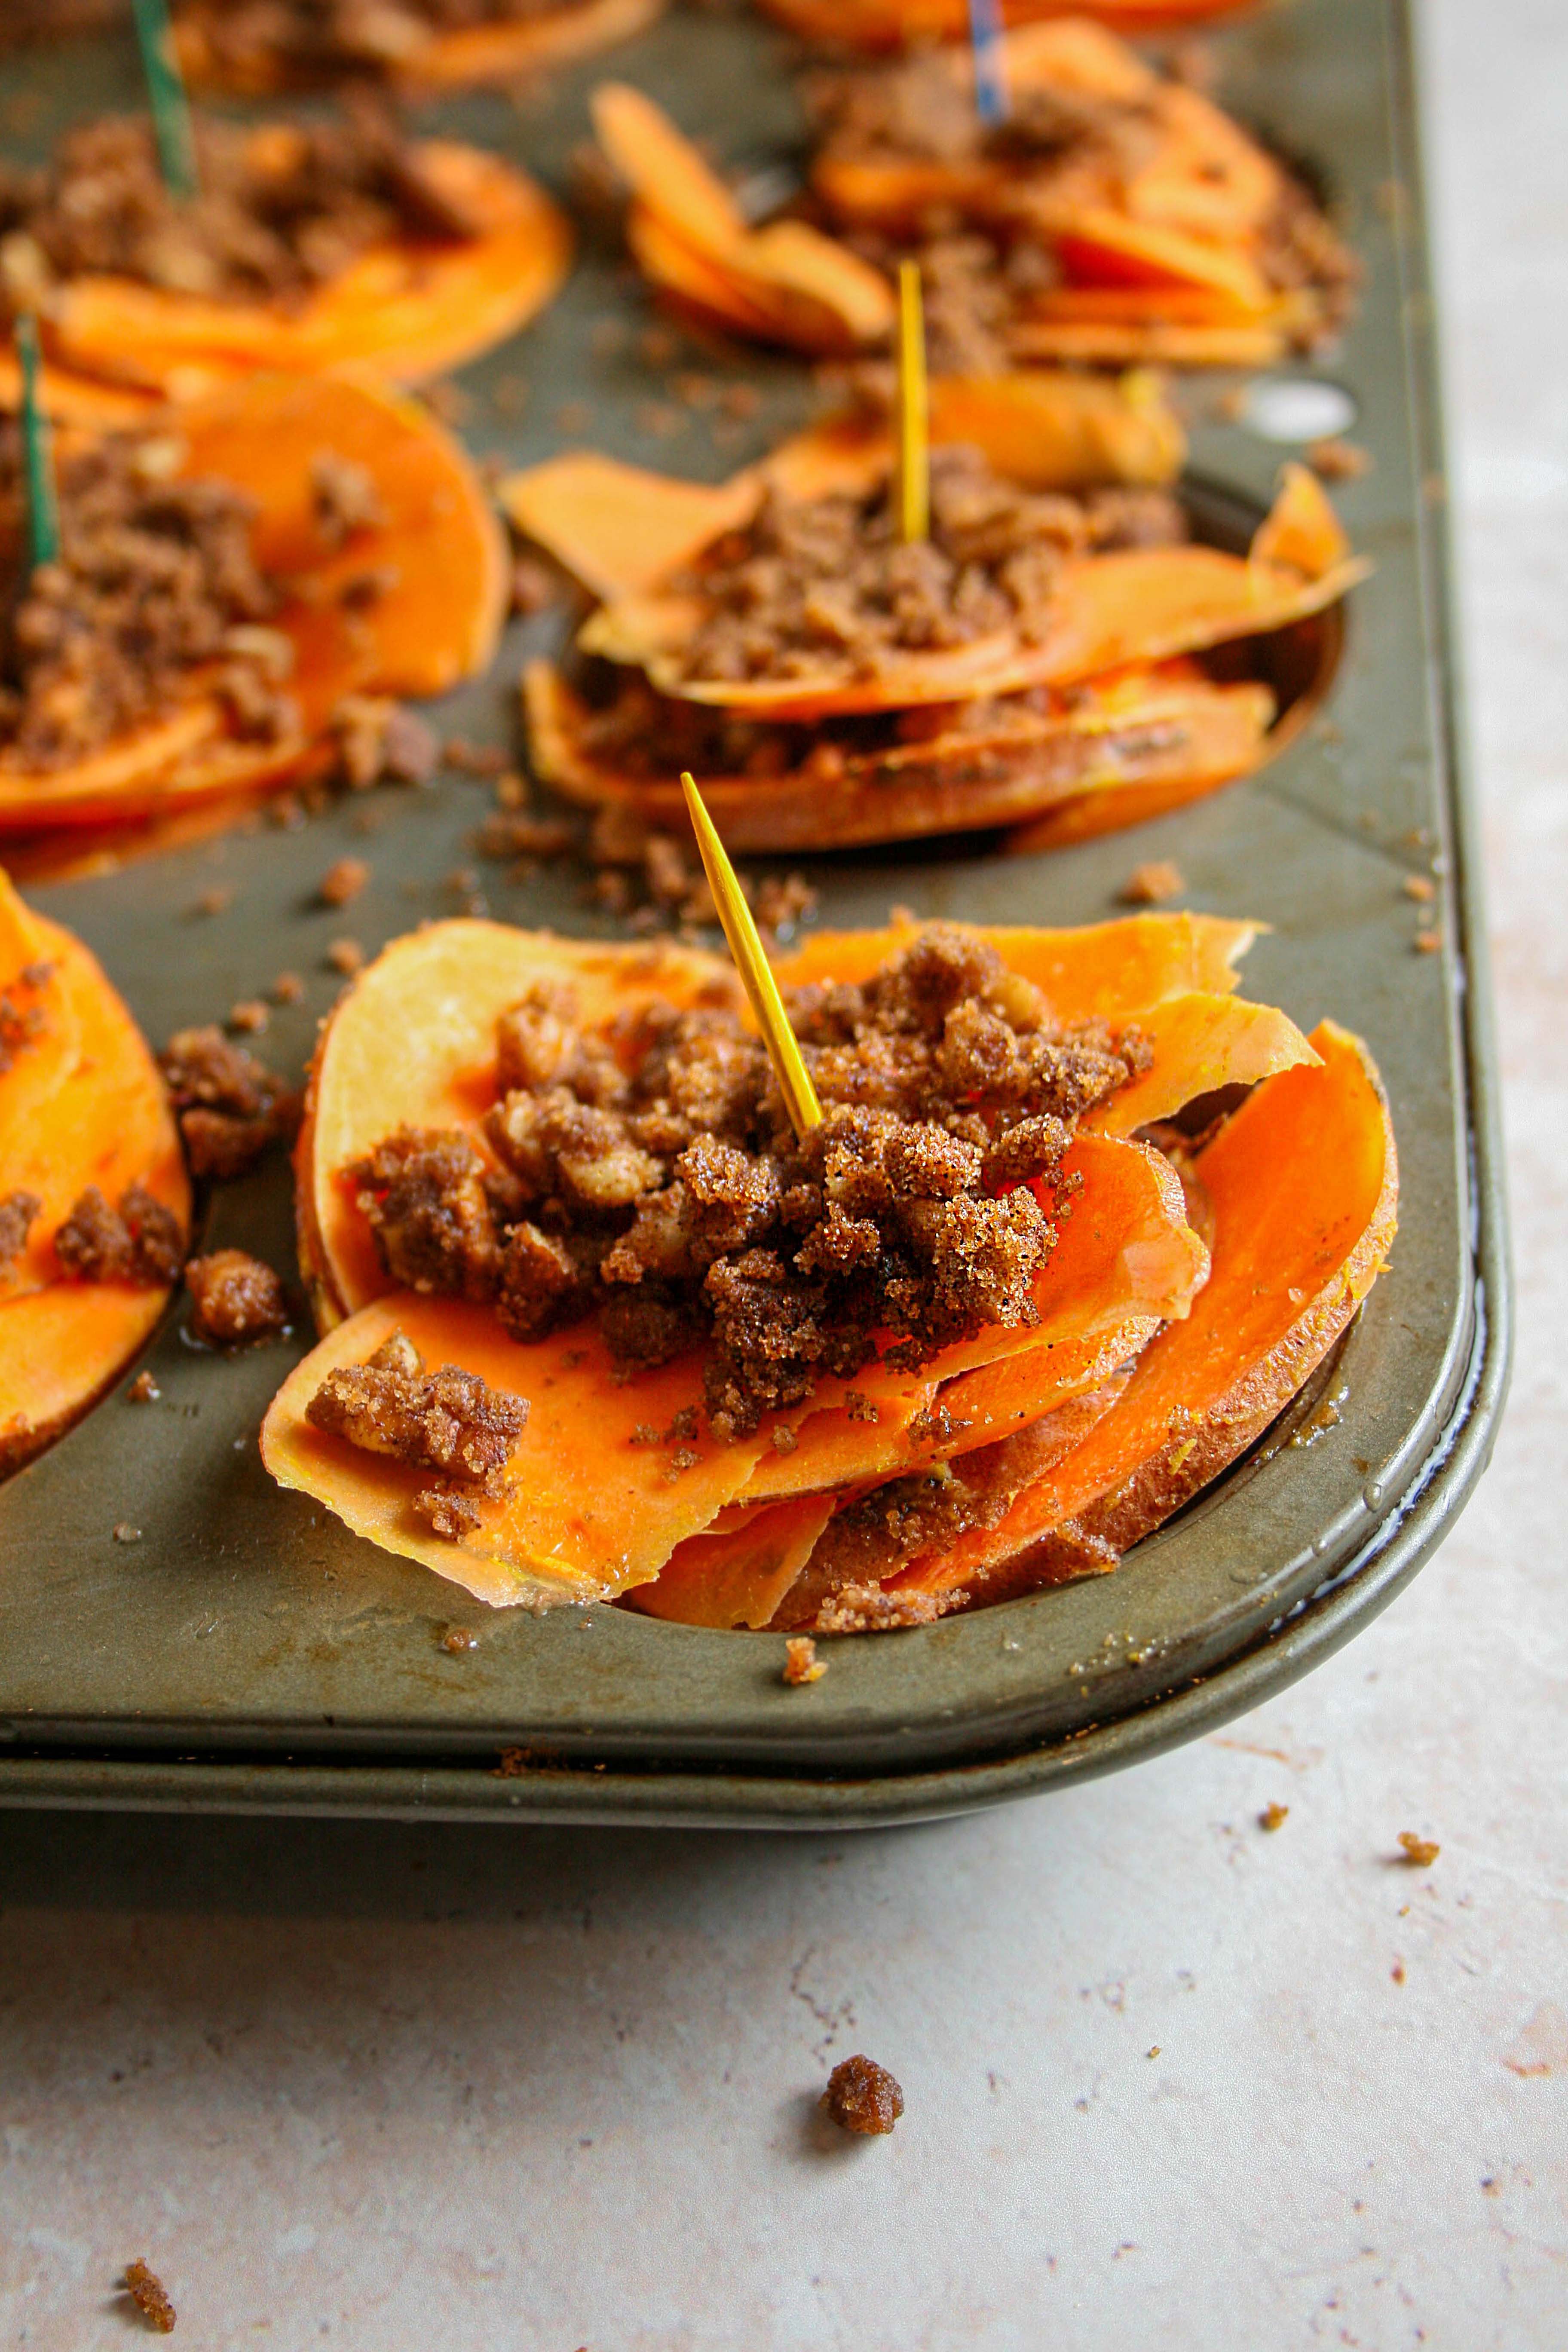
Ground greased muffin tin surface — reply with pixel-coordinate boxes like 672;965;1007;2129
0;0;1508;1823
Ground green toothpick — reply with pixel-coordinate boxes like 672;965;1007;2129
131;0;200;203
15;314;60;573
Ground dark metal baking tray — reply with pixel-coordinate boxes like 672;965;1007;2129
0;0;1508;1823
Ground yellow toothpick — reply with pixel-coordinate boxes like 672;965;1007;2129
895;257;928;546
680;772;823;1140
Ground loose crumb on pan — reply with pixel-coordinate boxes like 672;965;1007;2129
1119;861;1185;906
160;1026;302;1180
783;1634;826;1685
327;938;364;975
1402;874;1436;903
113;1522;142;1544
1308;437;1374;480
1396;1831;1439;1868
1259;1801;1289;1832
228;998;270;1034
1414;929;1442;955
121;2258;176;2333
318;855;369;908
272;971;306;1005
821;2054;903;2136
440;1626;478;1654
185;1250;289;1344
126;1370;160;1403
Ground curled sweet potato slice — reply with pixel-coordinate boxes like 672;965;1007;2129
0;894;190;1473
772;909;1259;1008
0;373;505;833
628;1492;841;1628
888;1022;1397;1607
593;82;894;355
756;0;1251;49
45;141;571;398
522;660;1274;851
177;0;665;95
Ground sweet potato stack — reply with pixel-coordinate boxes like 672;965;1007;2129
0;867;190;1471
0;104;570;414
260;912;1397;1630
0;371;506;838
505;390;1365;850
173;0;666;95
595;21;1356;370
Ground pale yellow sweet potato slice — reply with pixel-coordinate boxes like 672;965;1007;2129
627;1491;840;1627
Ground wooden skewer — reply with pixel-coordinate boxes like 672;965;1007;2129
15;315;60;573
680;772;823;1140
132;0;200;202
966;0;1010;128
895;258;929;547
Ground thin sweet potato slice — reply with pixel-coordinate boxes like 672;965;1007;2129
628;1491;840;1628
926;370;1184;490
502;453;763;605
260;1292;776;1608
772;910;1259;1008
46;142;571;397
0;874;81;1164
757;0;1252;59
891;1022;1397;1603
1013;318;1289;368
0;344;158;427
594;82;894;354
1250;460;1353;580
626;200;799;343
522;661;1273;851
177;0;665;94
1088;991;1318;1137
0;905;190;1471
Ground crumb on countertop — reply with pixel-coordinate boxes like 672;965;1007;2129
1397;1831;1439;1868
122;2257;176;2333
821;2054;903;2136
1259;1801;1289;1832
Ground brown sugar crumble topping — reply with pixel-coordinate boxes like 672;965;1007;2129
0;424;292;773
122;2257;176;2334
306;1328;528;1532
0;960;52;1072
0;103;484;315
822;2053;903;2136
56;1184;184;1286
185;1247;289;1342
674;445;1186;689
0;1188;40;1271
176;0;593;91
160;1023;303;1180
345;923;1147;1438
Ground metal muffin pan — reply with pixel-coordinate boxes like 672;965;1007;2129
0;0;1508;1824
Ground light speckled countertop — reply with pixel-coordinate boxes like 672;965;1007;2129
3;4;1564;2345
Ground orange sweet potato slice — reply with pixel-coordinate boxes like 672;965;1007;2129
45;141;571;398
628;1491;840;1628
261;1292;777;1608
890;1022;1397;1604
1250;460;1353;580
503;453;763;605
0;343;159;427
594;82;894;355
758;0;1259;59
522;661;1273;851
0;902;190;1472
1088;991;1318;1137
0;374;504;833
177;0;665;93
772;909;1260;1008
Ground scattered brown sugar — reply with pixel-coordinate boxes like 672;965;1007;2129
675;446;1188;690
331;696;439;791
0;423;291;771
185;1249;289;1344
310;450;387;550
55;1184;183;1286
1120;861;1185;906
1397;1831;1440;1868
327;937;365;976
783;1634;826;1685
348;925;1143;1436
160;1025;302;1180
121;2258;176;2334
191;886;233;919
228;999;270;1035
822;2054;903;2136
272;971;306;1005
1308;437;1374;481
1403;874;1436;903
0;105;484;309
1259;1801;1289;1832
126;1370;160;1403
306;1329;527;1498
318;855;370;909
0;1189;40;1270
